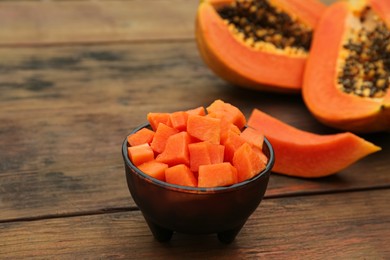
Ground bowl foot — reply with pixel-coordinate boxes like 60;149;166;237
217;224;244;244
144;217;173;242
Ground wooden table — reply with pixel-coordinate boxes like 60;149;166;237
1;0;389;258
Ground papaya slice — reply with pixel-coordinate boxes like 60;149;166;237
303;0;390;133
196;0;326;92
247;109;381;178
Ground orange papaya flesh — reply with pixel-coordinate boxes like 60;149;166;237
127;127;155;147
187;114;221;144
233;142;266;183
156;131;190;167
150;123;179;154
137;160;168;182
303;0;390;133
188;141;212;172
206;99;246;129
240;126;264;150
165;164;198;187
207;143;225;164
196;0;326;92
128;100;269;187
198;162;238;188
127;143;155;167
147;112;172;131
170;111;189;131
248;109;381;178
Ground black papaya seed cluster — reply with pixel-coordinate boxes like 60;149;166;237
338;6;390;98
218;0;312;54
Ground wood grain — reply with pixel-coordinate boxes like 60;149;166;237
1;189;389;259
0;0;337;46
0;43;389;222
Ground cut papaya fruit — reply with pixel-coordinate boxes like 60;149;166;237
233;142;266;182
187;114;221;144
170;111;189;131
127;127;155;147
303;0;390;133
127;143;155;166
188;141;212;172
206;99;246;129
138;160;168;181
165;164;198;187
198;162;238;187
196;0;326;92
156;131;191;166
147;112;172;131
248;109;381;178
150;123;179;154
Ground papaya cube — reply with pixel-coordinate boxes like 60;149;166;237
127;143;154;166
188;142;212;172
165;164;197;187
240;126;264;150
206;99;246;129
187;114;221;144
151;123;179;154
186;106;206;116
170;111;188;131
207;143;225;164
233;143;266;182
156;131;190;166
198;162;238;188
223;130;247;162
127;127;155;147
147;112;172;131
138;160;168;181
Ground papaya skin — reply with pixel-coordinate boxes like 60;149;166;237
303;0;390;133
196;0;326;92
248;109;381;178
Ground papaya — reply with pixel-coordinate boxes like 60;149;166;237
196;0;326;92
303;0;390;133
247;109;381;178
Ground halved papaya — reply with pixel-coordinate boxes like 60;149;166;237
196;0;326;92
303;0;390;133
247;109;381;178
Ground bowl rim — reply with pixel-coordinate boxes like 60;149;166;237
122;123;274;194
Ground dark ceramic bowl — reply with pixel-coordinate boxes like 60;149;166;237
122;123;274;243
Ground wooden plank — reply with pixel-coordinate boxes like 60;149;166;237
0;0;337;46
1;189;389;258
0;43;389;222
0;0;198;46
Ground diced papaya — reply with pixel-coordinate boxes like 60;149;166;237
240;126;264;150
186;106;206;116
127;143;155;166
207;142;225;164
187;114;221;144
223;130;247;162
170;111;188;131
233;143;266;182
147;112;172;131
137;160;168;181
127;127;155;147
188;142;212;172
206;99;246;129
198;162;238;188
150;123;179;154
156;131;190;166
165;164;197;187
